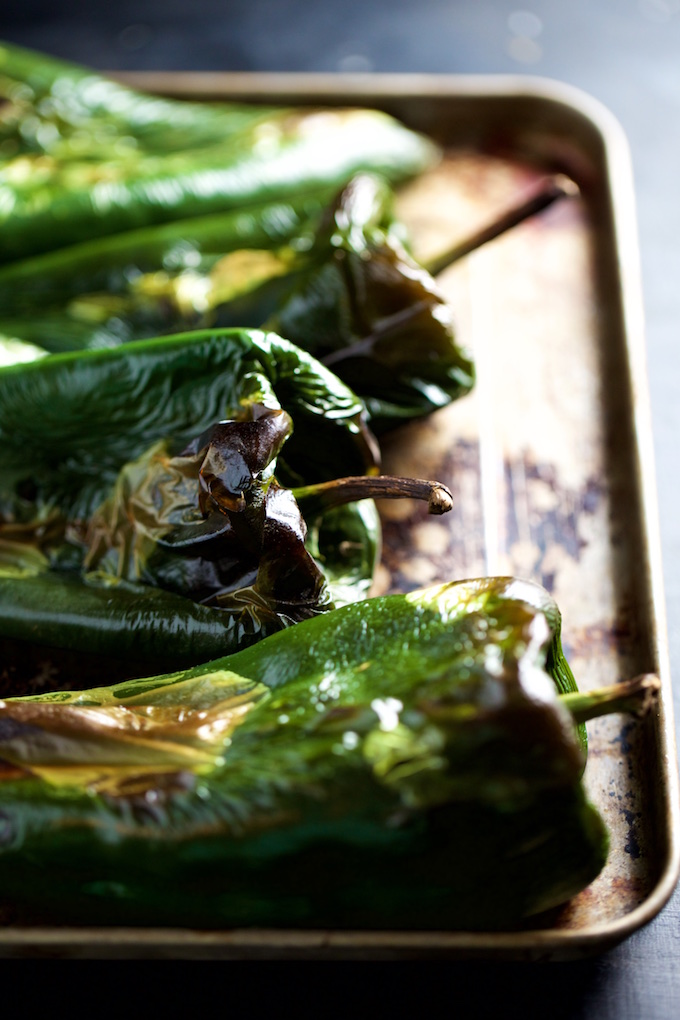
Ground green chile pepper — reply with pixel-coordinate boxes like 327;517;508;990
0;328;372;673
0;327;377;518
260;173;475;431
0;174;474;431
0;577;656;929
0;327;453;681
0;41;438;261
0;192;337;355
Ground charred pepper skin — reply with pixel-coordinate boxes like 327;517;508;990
0;327;453;679
261;174;475;432
0;329;382;674
0;577;609;930
0;327;377;518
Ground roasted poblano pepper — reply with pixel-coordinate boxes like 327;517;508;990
0;41;438;261
0;327;455;681
0;329;373;672
0;577;656;929
0;174;474;431
260;174;474;430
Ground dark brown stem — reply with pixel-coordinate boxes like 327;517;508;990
560;674;661;725
425;174;579;278
294;475;454;519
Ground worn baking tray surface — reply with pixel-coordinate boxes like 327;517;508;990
0;74;677;959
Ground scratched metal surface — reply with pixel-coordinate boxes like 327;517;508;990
375;80;680;953
382;150;657;931
0;76;677;959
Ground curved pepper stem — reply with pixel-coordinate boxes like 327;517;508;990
425;174;579;278
561;673;661;725
293;474;454;519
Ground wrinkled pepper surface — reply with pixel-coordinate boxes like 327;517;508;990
0;327;455;682
0;328;383;676
0;576;650;930
0;41;438;261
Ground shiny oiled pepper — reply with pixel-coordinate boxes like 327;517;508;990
0;577;656;929
229;173;476;432
0;41;438;261
0;327;451;682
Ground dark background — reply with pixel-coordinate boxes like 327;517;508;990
1;1;680;1012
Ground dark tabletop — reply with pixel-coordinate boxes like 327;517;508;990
1;0;679;1011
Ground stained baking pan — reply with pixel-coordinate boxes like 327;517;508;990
0;72;677;959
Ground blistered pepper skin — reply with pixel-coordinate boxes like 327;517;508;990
0;329;381;678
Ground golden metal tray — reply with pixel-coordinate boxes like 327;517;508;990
1;72;678;959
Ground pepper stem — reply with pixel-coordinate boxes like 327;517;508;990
294;475;454;519
560;673;661;725
425;174;579;278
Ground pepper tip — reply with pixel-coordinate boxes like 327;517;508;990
427;483;454;515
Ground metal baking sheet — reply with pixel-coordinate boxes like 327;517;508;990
0;73;678;959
